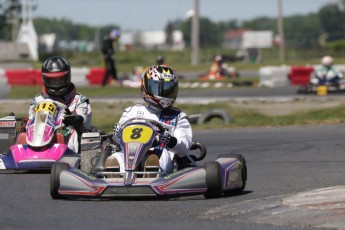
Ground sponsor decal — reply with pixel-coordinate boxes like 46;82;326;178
90;144;100;150
76;169;97;180
0;121;16;128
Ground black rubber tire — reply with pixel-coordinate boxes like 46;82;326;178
204;161;223;199
197;109;231;125
187;114;201;124
217;153;247;192
50;162;70;199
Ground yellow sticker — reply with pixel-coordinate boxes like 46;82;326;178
122;124;154;144
33;102;57;115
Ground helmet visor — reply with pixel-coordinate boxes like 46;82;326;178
146;79;178;99
43;72;70;89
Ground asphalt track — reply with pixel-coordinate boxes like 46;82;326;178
1;125;345;230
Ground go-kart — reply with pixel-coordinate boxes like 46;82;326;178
199;65;239;81
297;76;345;95
50;118;247;199
120;66;144;88
0;99;79;171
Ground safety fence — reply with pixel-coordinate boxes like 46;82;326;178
0;67;108;87
260;65;345;88
2;65;345;88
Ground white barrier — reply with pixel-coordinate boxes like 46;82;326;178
0;68;10;99
333;64;345;74
71;67;90;87
259;65;291;88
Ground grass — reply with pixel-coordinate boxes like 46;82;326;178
5;85;345;133
91;102;345;133
2;99;345;133
6;78;259;99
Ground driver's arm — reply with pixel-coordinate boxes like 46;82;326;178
169;113;193;157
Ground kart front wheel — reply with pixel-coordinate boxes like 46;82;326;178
50;162;70;199
204;161;222;199
218;153;247;193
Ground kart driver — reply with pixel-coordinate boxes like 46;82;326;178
210;55;227;76
310;55;344;85
97;65;192;175
28;56;92;154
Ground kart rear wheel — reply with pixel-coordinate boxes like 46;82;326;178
50;162;70;199
218;153;247;192
204;161;222;199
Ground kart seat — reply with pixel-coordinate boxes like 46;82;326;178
16;132;27;145
51;133;65;144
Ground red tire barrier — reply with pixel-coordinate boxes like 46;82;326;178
5;69;36;86
86;68;107;85
288;66;314;86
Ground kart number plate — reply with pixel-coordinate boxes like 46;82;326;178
34;102;57;115
122;125;153;144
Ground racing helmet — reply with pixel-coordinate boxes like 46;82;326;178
156;55;165;65
109;29;120;40
321;56;333;67
141;65;178;109
42;56;71;96
214;55;223;64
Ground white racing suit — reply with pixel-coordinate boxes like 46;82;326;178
310;66;344;85
28;86;92;153
112;104;193;174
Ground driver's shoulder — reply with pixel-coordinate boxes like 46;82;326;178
123;104;145;113
75;93;89;104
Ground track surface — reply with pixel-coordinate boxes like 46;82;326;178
1;125;345;230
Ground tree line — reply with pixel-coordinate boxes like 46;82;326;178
0;0;344;50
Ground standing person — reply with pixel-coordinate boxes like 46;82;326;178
156;55;167;66
28;56;92;153
92;65;192;175
101;29;120;87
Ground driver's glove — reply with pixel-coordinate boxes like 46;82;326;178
63;114;84;127
158;130;177;148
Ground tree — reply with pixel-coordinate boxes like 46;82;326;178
318;2;345;41
179;17;224;47
0;0;22;40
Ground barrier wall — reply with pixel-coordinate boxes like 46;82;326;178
0;68;10;98
1;67;106;87
3;65;345;88
287;66;314;86
259;65;291;87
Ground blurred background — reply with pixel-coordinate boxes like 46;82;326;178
0;0;344;71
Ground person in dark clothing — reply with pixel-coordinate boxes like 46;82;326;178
101;29;120;87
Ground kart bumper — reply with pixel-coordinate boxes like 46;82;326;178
57;167;209;199
55;157;244;199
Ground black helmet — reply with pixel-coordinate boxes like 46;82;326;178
141;65;178;109
42;56;71;96
156;55;165;65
